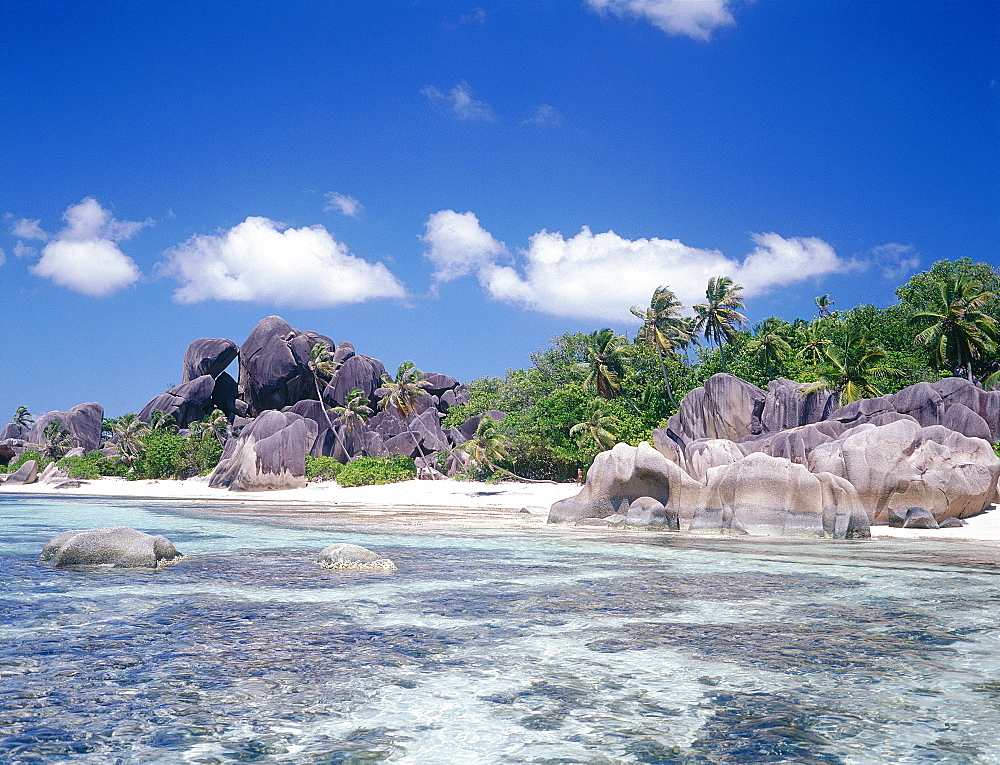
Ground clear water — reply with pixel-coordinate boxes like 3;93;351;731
1;496;999;764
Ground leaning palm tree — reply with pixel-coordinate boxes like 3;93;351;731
746;317;794;381
693;276;748;373
569;404;618;451
630;286;693;407
149;409;177;433
814;294;835;318
13;406;33;429
113;413;150;466
308;342;341;430
578;328;641;414
909;274;999;382
806;329;902;404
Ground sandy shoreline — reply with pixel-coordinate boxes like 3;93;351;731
2;476;998;541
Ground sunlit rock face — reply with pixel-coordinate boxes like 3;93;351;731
209;410;318;491
40;526;182;569
549;412;998;537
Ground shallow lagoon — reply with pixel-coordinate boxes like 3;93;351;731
1;495;999;764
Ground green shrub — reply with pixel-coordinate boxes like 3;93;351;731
336;456;416;488
61;451;104;480
994;440;1000;459
139;431;190;480
305;454;344;482
6;450;49;474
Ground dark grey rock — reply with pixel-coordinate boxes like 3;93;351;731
0;422;26;441
138;375;216;428
664;373;767;446
212;371;241;415
938;517;967;528
421;372;460;397
761;378;839;432
0;443;14;467
316;543;396;571
238;316;335;415
27;403;104;453
903;506;940;529
323;354;386;407
182;338;239;383
332;341;356;365
40;526;182;568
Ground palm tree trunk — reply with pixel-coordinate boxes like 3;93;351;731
315;376;349;459
657;349;678;407
719;342;728;373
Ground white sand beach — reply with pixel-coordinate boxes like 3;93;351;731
2;476;998;541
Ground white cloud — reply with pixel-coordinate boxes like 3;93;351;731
864;243;920;279
421;210;508;284
586;0;736;41
161;216;406;307
421;82;494;121
28;198;145;297
11;218;48;240
325;192;363;217
524;104;564;126
13;241;36;259
420;212;852;321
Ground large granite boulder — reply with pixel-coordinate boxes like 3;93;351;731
27;403;104;453
239;316;335;415
3;460;38;485
138;375;216;428
324;354;387;407
664;374;767;445
209;410;318;491
808;419;999;524
549;442;705;525
316;543;396;571
0;422;26;441
691;453;867;538
283;399;334;457
421;372;460;397
40;526;182;568
211;371;245;416
182;338;239;383
682;438;745;483
0;443;14;467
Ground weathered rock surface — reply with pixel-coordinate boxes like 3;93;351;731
209;410;318;491
665;374;767;444
182;338;239;383
316;543;396;571
761;378;840;433
27;403;104;454
0;443;14;467
626;496;677;530
239;316;335;415
0;423;26;441
40;526;182;568
138;375;216;428
3;460;38;485
323;354;386;408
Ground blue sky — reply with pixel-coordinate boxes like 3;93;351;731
2;0;997;419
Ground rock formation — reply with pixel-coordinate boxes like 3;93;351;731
182;338;239;383
26;403;104;453
209;409;318;491
551;375;1000;537
40;526;182;568
138;375;216;428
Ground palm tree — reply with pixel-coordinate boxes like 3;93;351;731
569;404;618;451
13;407;33;429
578;328;641;414
693;276;748;373
746;317;794;381
379;362;434;475
814;294;835;318
113;413;150;466
35;422;76;460
332;388;373;438
630;286;693;407
308;342;341;429
909;274;999;382
806;329;902;404
454;415;508;472
796;319;832;367
149;409;177;433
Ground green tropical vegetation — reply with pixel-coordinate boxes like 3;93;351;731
336;455;416;487
442;259;1000;481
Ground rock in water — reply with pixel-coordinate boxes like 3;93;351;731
208;409;318;491
316;543;396;571
40;526;182;568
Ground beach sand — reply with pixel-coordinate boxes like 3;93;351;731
2;476;997;540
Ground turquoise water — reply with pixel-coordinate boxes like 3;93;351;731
1;495;999;764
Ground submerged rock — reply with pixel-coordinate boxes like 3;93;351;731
316;543;396;571
40;526;182;568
